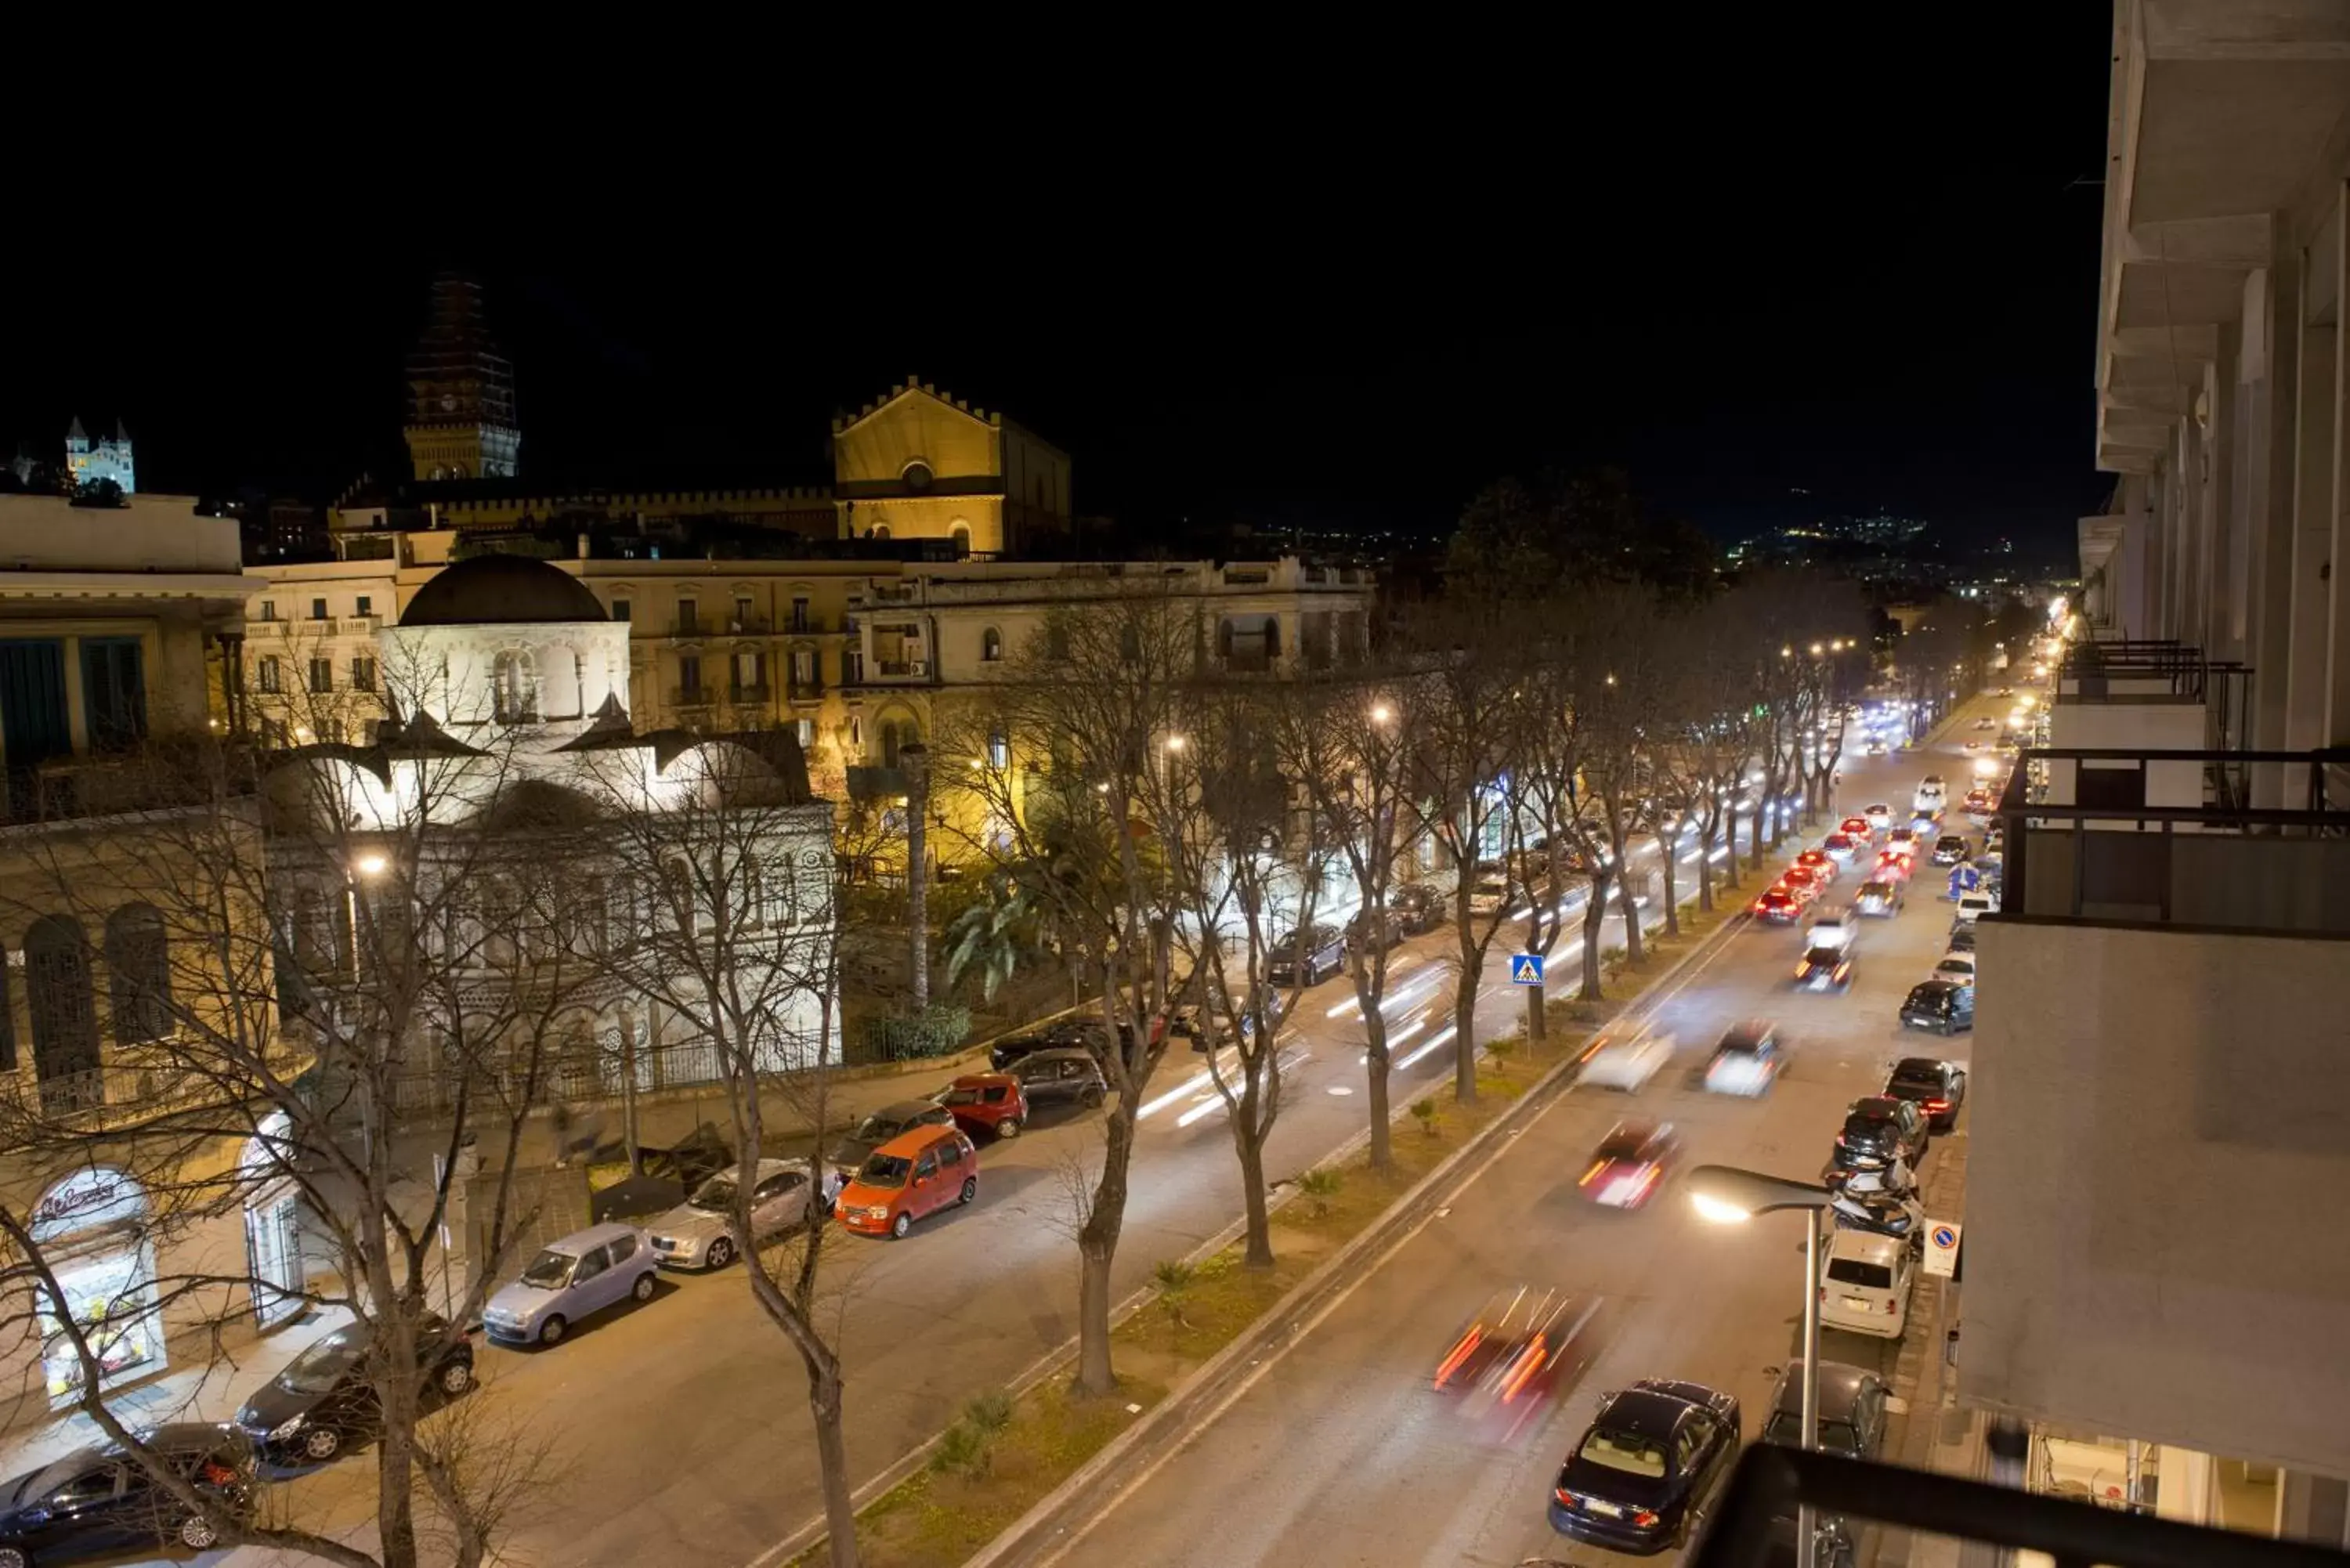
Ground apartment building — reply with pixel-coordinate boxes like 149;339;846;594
1967;2;2350;1545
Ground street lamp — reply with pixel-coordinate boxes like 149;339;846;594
1369;703;1394;725
1810;641;1825;657
1689;1165;1837;1568
1164;734;1186;753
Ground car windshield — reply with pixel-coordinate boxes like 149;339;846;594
852;1113;906;1141
1860;882;1891;898
277;1326;367;1393
1578;1427;1668;1479
1596;1131;1651;1162
1802;947;1842;966
1763;1409;1861;1454
689;1176;737;1212
1828;1259;1894;1290
857;1154;911;1188
1891;1071;1941;1092
520;1248;577;1288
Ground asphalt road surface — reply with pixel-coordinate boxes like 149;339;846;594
27;793;1818;1565
1036;703;2002;1568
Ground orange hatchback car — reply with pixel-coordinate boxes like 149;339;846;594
833;1124;978;1240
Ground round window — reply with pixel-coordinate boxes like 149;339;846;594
902;461;934;493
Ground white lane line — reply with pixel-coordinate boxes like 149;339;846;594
1394;1024;1457;1071
1361;1018;1427;1065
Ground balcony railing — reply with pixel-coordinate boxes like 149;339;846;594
1694;1443;2341;1568
786;679;823;703
1996;745;2350;931
671;617;705;638
727;683;772;706
670;685;716;708
873;659;929;679
385;1038;727;1117
3;1048;313;1125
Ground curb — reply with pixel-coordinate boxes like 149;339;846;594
964;904;1755;1568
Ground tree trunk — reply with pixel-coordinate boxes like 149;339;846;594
1235;1117;1274;1269
1362;1004;1394;1173
1659;838;1681;936
1579;874;1608;999
376;1404;419;1568
905;748;931;1012
1072;1102;1137;1396
1453;977;1479;1101
1614;840;1644;966
808;1353;863;1568
1722;797;1742;888
1694;812;1715;911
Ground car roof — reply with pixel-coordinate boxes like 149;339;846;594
1846;1096;1902;1120
1023;1046;1097;1066
1890;1057;1947;1076
1719;1020;1774;1048
1772;1360;1875;1416
1595;1387;1700;1438
1829;1230;1902;1263
875;1099;940;1119
1908;979;1959;1000
551;1219;642;1249
873;1123;964;1156
950;1071;1018;1088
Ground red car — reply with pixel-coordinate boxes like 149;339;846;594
1750;887;1803;923
1873;850;1914;883
932;1074;1030;1140
1792;849;1838;885
1838;815;1873;840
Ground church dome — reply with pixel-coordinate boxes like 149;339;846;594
399;554;606;627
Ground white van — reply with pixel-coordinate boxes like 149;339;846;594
1819;1230;1914;1339
1952;889;1999;924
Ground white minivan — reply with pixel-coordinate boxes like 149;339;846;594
1819;1230;1915;1339
1951;889;1999;924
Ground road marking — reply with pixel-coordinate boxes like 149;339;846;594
1394;1024;1457;1071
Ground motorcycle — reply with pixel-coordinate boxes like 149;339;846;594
1829;1186;1925;1239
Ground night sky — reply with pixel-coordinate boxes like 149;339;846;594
5;16;2113;562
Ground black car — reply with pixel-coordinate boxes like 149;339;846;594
1265;923;1346;987
1791;944;1853;993
1943;922;1979;955
590;1122;735;1223
1344;901;1406;952
986;1031;1058;1071
827;1100;957;1198
0;1422;253;1565
1931;833;1971;866
1011;1047;1108;1107
1883;1057;1969;1130
1831;1096;1930;1173
1390;883;1446;935
1549;1379;1741;1552
234;1316;476;1465
1760;1360;1889;1459
1901;978;1975;1036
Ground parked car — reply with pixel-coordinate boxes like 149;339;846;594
1010;1046;1108;1109
235;1316;477;1464
986;1031;1059;1072
1943;922;1979;955
649;1159;815;1270
1831;1097;1931;1172
1952;888;1999;924
934;1072;1031;1139
1901;977;1975;1035
1930;953;1977;989
0;1423;255;1563
1578;1119;1680;1209
1931;833;1971;866
1548;1379;1741;1552
1265;923;1347;986
833;1123;978;1239
827;1100;958;1201
1466;865;1513;916
1702;1021;1783;1097
1579;1031;1676;1093
1390;883;1447;935
1345;900;1408;952
1882;1057;1968;1131
1760;1360;1889;1458
1853;879;1904;916
485;1222;660;1347
588;1122;735;1223
1819;1230;1916;1338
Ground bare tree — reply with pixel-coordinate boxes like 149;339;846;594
571;732;857;1564
936;593;1188;1397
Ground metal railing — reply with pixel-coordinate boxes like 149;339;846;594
669;685;716;708
385;1039;726;1116
728;683;772;705
1690;1445;2348;1568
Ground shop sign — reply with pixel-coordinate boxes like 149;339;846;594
31;1169;144;1244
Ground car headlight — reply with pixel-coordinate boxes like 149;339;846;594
268;1414;306;1441
866;1206;891;1222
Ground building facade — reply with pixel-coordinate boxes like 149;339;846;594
63;419;135;496
1968;2;2350;1545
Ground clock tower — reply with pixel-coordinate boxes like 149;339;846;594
403;273;521;482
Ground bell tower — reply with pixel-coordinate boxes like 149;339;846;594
403;273;521;482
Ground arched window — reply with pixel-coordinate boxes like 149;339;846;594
26;917;99;1103
950;521;972;556
492;649;540;724
980;627;1003;663
104;904;171;1044
870;523;891;540
880;716;920;768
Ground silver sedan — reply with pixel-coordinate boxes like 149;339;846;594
648;1160;815;1270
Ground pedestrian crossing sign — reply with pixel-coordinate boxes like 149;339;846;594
1509;953;1546;986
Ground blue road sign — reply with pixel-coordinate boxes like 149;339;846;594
1931;1225;1958;1250
1509;953;1546;986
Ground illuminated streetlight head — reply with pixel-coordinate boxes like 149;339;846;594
1810;642;1825;656
354;854;389;877
1781;645;1793;659
1691;1192;1752;1225
1370;703;1394;724
1164;734;1186;753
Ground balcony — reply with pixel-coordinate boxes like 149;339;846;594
845;765;908;801
3;1046;314;1129
786;679;824;704
669;685;716;710
872;659;931;680
338;614;382;634
718;614;773;636
727;683;772;706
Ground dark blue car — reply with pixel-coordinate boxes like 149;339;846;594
1549;1378;1741;1553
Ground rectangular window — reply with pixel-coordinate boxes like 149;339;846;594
0;639;71;815
309;598;328;621
848;715;862;752
678;654;702;697
351;656;377;692
258;600;277;622
258;656;281;694
677;598;699;634
734;651;762;689
355;594;373;617
796;718;814;748
308;657;333;694
790;597;810;633
844;647;864;683
735;595;754;629
262;718;288;748
612;598;632;623
791;648;817;686
80;638;146;751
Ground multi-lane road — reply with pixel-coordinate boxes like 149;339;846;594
1033;702;2004;1568
10;778;1805;1565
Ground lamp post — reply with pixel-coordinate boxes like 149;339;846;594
1690;1164;1837;1568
